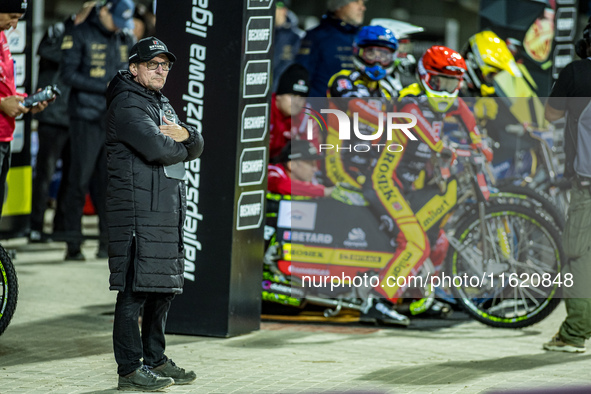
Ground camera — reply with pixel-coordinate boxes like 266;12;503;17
22;85;61;108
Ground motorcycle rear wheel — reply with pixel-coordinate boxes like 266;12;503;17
491;184;565;230
0;244;18;336
447;204;562;328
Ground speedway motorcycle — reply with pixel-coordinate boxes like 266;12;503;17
0;243;18;336
262;144;565;329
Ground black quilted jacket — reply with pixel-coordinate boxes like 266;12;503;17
105;71;204;293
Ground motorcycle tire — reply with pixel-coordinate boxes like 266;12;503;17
0;244;18;336
447;203;562;328
491;184;565;231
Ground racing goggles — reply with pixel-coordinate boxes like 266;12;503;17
359;46;395;67
425;73;462;94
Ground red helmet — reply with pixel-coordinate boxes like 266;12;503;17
417;46;466;112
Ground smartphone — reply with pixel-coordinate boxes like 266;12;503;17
160;108;187;181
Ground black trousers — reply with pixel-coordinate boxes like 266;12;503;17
61;118;108;250
0;142;11;218
30;123;70;233
113;240;175;376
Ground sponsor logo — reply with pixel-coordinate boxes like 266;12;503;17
247;0;273;10
243;60;271;98
343;228;369;248
291;231;334;245
292;249;325;259
238;147;266;186
240;203;262;217
338;253;382;263
421;200;450;229
290;266;331;276
248;28;270;41
262;281;304;297
237;191;265;230
242;159;264;173
244;116;266;129
241;104;268;142
246;72;268;85
283;231;292;241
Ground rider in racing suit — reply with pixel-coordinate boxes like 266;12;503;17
327;41;490;320
325;25;410;324
461;30;538;180
388;46;492;305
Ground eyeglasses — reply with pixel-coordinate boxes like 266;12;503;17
144;61;173;71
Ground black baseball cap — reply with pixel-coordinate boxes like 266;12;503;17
129;36;177;64
0;0;27;13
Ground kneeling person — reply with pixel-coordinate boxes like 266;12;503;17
268;140;333;197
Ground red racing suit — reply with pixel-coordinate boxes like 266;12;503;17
267;162;327;197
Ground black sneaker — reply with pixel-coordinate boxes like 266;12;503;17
65;250;85;261
29;230;53;243
96;247;109;259
151;359;196;385
118;365;174;391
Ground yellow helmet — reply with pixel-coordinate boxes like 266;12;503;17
463;30;522;96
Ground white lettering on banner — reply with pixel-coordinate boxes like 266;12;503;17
240;203;262;218
248;28;270;41
186;0;213;38
183;159;202;282
242;160;264;173
291;231;333;244
181;23;208;283
183;44;207;133
246;72;268;85
244;116;266;129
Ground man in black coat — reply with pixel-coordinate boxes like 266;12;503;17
59;0;136;260
105;36;204;391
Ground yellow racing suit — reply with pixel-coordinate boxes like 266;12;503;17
325;77;486;300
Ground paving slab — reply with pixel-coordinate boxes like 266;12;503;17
1;235;590;394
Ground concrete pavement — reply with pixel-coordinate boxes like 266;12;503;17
1;232;591;394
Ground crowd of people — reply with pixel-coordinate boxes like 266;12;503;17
3;1;157;260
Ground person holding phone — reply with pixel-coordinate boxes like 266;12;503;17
1;1;49;217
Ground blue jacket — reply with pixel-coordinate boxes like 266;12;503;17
296;12;360;98
273;11;304;92
60;7;135;122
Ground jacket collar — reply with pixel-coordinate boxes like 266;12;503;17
322;12;360;34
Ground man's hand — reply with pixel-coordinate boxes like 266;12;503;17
0;95;29;118
31;100;50;114
160;116;189;142
323;186;335;197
